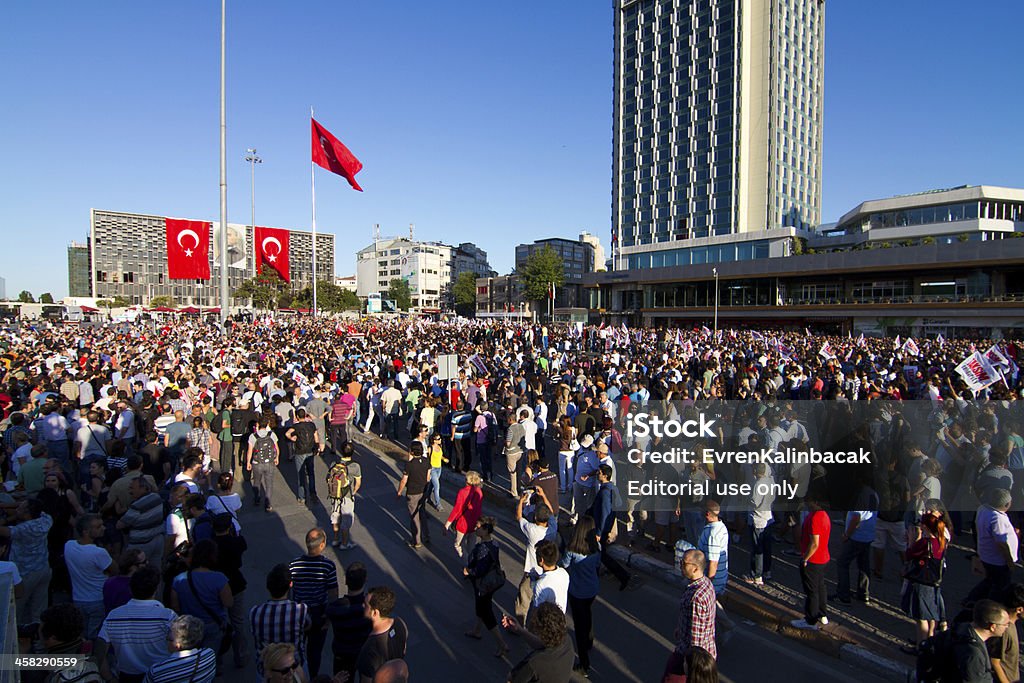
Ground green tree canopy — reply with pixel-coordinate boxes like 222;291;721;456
315;280;362;312
149;295;177;308
452;271;477;317
233;270;287;311
17;291;34;303
388;278;412;311
39;293;54;304
96;296;132;309
519;246;565;303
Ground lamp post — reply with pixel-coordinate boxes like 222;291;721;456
712;266;719;335
218;0;228;329
196;282;203;317
245;148;262;242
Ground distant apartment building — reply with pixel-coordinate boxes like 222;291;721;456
334;275;357;292
514;235;599;309
86;209;334;307
474;274;535;319
67;241;92;297
355;236;492;313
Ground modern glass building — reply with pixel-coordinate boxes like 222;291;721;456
613;0;825;267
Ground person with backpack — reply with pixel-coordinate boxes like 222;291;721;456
473;402;497;482
286;408;323;506
900;512;949;655
916;599;1009;683
246;417;279;513
230;399;257;477
327;442;361;549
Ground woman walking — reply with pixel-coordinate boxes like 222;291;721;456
463;516;508;658
561;515;603;678
557;416;577;494
170;539;233;667
900;512;948;654
427;433;449;510
444;471;484;558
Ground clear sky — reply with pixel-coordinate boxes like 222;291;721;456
1;1;1021;299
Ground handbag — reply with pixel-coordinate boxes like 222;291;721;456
475;543;506;595
902;538;944;586
186;570;234;655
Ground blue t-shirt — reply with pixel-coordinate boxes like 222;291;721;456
173;570;228;624
847;488;879;543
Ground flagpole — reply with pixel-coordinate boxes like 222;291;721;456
310;106;318;318
218;0;228;330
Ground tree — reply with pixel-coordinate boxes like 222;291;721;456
234;270;286;310
17;291;34;303
149;295;177;308
452;271;477;317
96;296;132;310
387;278;412;311
519;246;565;304
39;293;54;304
314;280;363;313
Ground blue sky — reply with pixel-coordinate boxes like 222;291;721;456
1;1;1021;299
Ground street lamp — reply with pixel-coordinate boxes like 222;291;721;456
245;148;262;238
712;267;719;335
196;282;203;317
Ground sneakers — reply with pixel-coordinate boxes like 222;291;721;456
340;542;357;551
829;593;852;605
297;498;305;506
819;616;829;626
573;665;591;678
742;574;764;586
331;540;341;548
790;618;819;631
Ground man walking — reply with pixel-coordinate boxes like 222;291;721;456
64;514;116;640
396;442;431;548
792;495;832;630
327;442;362;549
327;562;372;679
247;417;279;512
95;567;176;683
286;408;323;506
328;392;355;456
289;529;339;678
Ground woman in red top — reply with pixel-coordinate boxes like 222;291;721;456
900;512;948;653
444;471;484;558
792;496;831;630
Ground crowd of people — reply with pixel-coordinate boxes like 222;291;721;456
0;314;1022;682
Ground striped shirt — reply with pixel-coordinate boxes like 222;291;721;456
98;599;177;675
249;599;310;678
289;554;338;608
144;648;216;683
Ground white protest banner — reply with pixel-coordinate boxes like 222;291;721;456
955;351;1000;392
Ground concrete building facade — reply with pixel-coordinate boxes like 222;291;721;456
88;209;334;307
67;241;92;298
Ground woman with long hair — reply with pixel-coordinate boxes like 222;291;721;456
462;516;508;657
900;512;948;654
557;416;577;494
561;515;602;678
444;471;484;558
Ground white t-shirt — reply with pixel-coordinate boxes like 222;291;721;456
519;519;558;573
173;473;201;494
165;509;190;548
63;541;112;602
0;561;22;587
532;567;569;613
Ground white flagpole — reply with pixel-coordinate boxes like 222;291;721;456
218;0;228;329
310;106;318;317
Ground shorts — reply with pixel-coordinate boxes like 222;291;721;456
330;497;355;529
871;519;908;551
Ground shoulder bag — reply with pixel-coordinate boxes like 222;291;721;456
185;570;234;655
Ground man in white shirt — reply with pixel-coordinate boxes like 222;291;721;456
519;408;538;453
64;514;116;640
530;539;569;614
96;566;177;682
514;491;557;623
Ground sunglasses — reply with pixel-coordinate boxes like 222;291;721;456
269;660;301;675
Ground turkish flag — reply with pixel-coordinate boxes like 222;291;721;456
255;226;290;282
312;118;363;191
165;219;211;280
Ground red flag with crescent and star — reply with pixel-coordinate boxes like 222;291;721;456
312;118;363;191
254;226;290;282
165;218;211;280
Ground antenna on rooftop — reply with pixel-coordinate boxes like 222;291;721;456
409;223;415;241
373;223;381;242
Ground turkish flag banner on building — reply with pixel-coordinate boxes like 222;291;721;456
255;226;290;282
165;219;211;280
312;118;363;191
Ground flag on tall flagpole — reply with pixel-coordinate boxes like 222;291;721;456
165;219;211;280
312;118;364;191
254;226;290;282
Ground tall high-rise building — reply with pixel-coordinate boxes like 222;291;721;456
613;0;825;269
67;241;92;298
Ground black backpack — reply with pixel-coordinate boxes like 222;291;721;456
485;412;498;446
915;628;954;683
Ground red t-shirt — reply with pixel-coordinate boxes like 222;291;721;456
801;509;831;564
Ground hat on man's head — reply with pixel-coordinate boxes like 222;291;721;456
579;434;595;449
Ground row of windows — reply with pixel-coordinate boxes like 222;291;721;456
624;240;770;269
865;202;982;230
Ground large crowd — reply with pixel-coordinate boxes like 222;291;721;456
0;315;1022;683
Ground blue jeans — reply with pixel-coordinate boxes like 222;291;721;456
750;524;774;578
294;452;315;501
476;442;492;480
836;539;872;600
429;467;442;508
